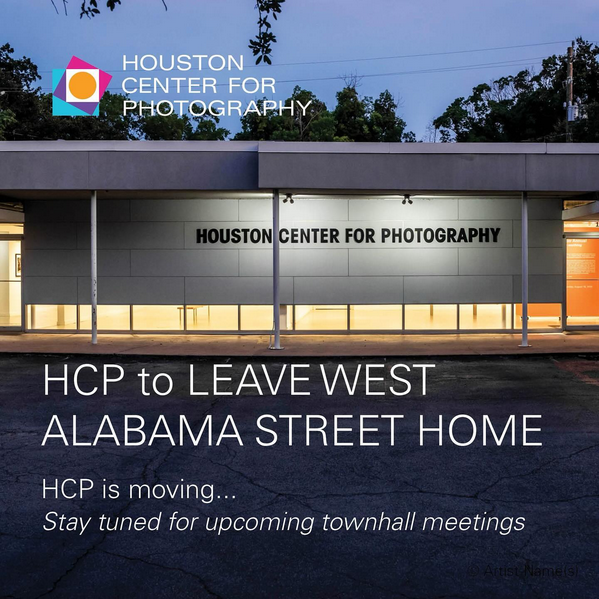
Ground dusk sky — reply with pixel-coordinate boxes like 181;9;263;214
2;0;598;138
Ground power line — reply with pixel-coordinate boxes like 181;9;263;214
275;57;547;85
255;40;572;68
1;39;574;75
0;55;548;93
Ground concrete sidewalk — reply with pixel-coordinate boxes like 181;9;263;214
0;331;597;356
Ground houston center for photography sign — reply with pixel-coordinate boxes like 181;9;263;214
196;225;503;246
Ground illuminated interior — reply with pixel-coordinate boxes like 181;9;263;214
186;305;239;331
240;305;273;331
350;305;402;330
79;305;131;331
133;306;184;331
295;306;348;330
459;304;512;330
514;304;562;329
240;305;294;331
405;305;457;330
0;239;22;327
24;303;570;332
0;224;24;235
27;305;77;330
565;234;599;326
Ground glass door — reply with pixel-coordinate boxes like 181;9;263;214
566;234;599;327
0;239;22;329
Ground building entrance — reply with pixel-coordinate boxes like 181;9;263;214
0;232;22;329
566;229;599;328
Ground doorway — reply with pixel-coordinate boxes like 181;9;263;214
565;232;599;328
0;234;22;330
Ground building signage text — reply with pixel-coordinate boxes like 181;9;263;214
196;226;502;245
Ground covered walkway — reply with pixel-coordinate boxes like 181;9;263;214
0;331;597;357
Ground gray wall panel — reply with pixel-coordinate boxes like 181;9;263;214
77;222;185;249
459;248;562;275
240;249;348;277
350;249;458;276
26;250;130;277
526;155;599;192
513;220;564;248
404;276;513;304
78;277;185;304
24;223;78;250
89;151;258;190
239;199;349;222
130;199;238;222
25;199;132;223
23;277;78;304
349;199;458;220
529;198;563;219
459;199;521;220
459;198;562;220
0;152;89;190
293;277;404;304
131;249;238;277
259;153;527;191
513;275;563;303
185;277;293;304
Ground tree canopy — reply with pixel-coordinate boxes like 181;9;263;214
0;43;229;141
0;43;412;143
51;0;285;65
235;85;414;142
3;38;599;143
432;38;599;142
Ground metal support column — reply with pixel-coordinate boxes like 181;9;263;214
269;189;283;350
91;190;98;345
520;191;530;347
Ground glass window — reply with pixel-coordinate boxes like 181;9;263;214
27;305;77;330
79;305;131;331
132;306;183;331
566;237;599;325
241;305;272;331
0;224;24;235
295;305;348;331
350;305;402;330
405;305;457;330
515;304;561;329
186;305;238;331
0;240;21;327
240;305;293;331
0;282;21;327
459;304;512;330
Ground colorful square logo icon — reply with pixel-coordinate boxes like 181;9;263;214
52;56;111;116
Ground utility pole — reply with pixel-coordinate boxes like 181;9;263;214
565;41;575;142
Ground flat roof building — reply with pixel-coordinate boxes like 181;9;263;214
0;141;598;344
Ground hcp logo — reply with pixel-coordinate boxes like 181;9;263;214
52;56;112;116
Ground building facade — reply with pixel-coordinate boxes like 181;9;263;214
0;141;598;335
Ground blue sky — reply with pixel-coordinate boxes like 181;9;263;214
2;0;598;138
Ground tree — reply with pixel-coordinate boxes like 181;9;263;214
136;110;229;141
0;42;44;140
433;38;599;142
235;84;414;142
51;0;285;65
367;90;412;142
0;109;17;141
334;85;369;141
0;43;228;141
235;86;333;141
